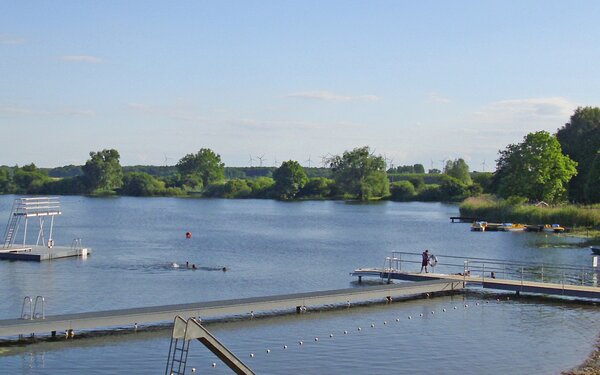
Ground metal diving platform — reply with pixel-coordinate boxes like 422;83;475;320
0;197;91;261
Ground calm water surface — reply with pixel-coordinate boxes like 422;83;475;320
0;195;597;374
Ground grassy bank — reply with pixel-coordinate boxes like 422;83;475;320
459;195;600;228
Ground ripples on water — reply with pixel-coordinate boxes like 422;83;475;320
0;196;597;374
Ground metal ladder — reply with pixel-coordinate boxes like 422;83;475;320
165;317;191;375
3;210;21;248
165;316;255;375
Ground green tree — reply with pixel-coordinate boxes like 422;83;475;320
493;131;577;203
298;177;335;198
413;164;425;174
390;181;416;201
329;146;389;200
0;167;13;193
82;149;123;193
556;107;600;202
247;177;275;198
176;148;225;189
12;164;50;194
444;158;472;185
586;151;600;203
120;172;166;196
272;160;308;199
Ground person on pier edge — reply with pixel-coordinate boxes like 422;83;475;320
421;249;430;273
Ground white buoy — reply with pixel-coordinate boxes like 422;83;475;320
315;337;319;341
408;316;412;319
250;353;254;358
192;367;196;372
370;323;375;328
299;341;303;345
443;308;446;312
211;363;216;368
330;333;334;338
383;321;387;325
266;349;271;353
454;306;457;309
431;311;434;314
357;327;361;331
343;330;348;334
283;345;288;349
419;313;423;317
396;318;400;322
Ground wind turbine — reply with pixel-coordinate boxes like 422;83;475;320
306;155;313;168
481;160;487;172
273;156;278;167
256;154;266;167
440;159;447;172
248;154;254;167
163;154;173;167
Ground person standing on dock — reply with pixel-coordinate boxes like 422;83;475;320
421;249;430;273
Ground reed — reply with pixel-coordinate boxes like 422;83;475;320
459;195;600;227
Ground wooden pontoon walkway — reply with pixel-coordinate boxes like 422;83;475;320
351;269;600;299
0;279;462;338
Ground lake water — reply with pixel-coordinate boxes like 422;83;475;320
0;196;598;374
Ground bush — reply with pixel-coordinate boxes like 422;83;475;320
390;181;416;201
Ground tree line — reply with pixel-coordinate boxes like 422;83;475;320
2;106;596;204
0;147;490;202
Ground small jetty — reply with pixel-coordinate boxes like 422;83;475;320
352;251;600;300
0;197;91;262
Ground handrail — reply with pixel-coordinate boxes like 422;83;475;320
385;252;599;288
33;296;45;319
21;297;32;320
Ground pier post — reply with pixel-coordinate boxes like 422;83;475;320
51;331;56;338
358;276;362;283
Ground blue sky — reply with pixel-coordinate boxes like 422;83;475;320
2;1;599;170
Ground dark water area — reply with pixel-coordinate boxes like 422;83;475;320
0;196;597;374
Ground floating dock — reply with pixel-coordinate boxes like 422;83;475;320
0;280;463;338
352;251;600;299
1;197;90;262
0;245;91;261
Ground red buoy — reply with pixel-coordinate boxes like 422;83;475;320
185;231;192;239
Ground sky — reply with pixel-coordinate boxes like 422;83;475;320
2;1;600;171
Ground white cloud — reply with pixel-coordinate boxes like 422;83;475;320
60;55;103;64
0;105;95;117
0;34;25;45
471;97;576;130
286;90;379;102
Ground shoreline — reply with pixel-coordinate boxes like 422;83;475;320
564;335;600;375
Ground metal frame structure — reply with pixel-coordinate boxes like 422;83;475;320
3;197;61;248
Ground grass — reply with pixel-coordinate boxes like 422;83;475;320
459;195;600;228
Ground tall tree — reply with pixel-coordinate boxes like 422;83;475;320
272;160;308;199
329;146;389;200
556;106;600;202
586;151;600;203
444;158;472;185
493;131;577;203
82;149;123;192
176;148;225;188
